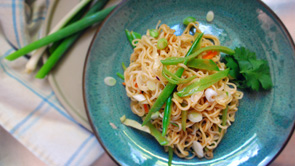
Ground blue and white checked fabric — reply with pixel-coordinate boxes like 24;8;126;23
0;0;104;165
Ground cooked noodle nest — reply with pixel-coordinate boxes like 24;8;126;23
124;21;243;159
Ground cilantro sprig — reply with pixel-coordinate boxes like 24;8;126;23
224;47;272;91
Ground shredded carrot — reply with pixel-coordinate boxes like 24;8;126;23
203;51;219;59
122;82;126;86
133;79;138;88
144;104;149;113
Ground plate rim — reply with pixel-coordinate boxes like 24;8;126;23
82;0;295;165
45;0;93;131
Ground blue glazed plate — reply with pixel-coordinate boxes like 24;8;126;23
83;0;295;165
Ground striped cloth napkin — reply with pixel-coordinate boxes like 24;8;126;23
0;0;105;165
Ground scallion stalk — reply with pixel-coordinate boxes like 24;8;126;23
177;69;230;97
122;62;127;71
181;111;187;131
25;0;93;73
146;121;169;146
131;31;142;40
116;72;124;80
161;46;235;65
168;147;173;166
35;0;110;78
6;6;115;61
125;29;135;48
162;96;173;136
222;106;228;126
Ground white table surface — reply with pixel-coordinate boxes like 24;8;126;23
1;0;295;165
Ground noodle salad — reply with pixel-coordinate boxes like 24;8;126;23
117;17;272;164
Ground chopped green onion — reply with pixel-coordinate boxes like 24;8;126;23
104;76;116;86
147;80;156;91
181;111;187;131
188;112;202;123
183;16;196;25
206;11;214;22
222;106;228;126
116;72;124;80
157;38;168;50
177;69;229;97
162;96;173;136
171;123;179;127
122;62;127;71
131;31;142;40
161;46;235;65
142;33;203;126
6;6;116;61
195;34;202;51
162;66;197;84
149;29;159;38
146;121;169;145
125;29;135;48
168;147;173;166
187;59;220;71
151;111;160;120
120;115;150;133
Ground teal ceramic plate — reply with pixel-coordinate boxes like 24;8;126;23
83;0;295;165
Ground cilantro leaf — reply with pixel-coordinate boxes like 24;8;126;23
224;47;272;91
224;55;240;79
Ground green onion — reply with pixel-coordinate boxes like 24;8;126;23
122;62;127;71
142;33;203;125
146;121;169;145
149;29;159;38
181;111;187;131
131;31;142;40
25;0;92;73
6;6;115;61
125;29;135;48
104;76;116;86
49;40;62;54
206;11;214;22
161;46;235;65
131;31;141;45
116;72;124;80
187;59;220;71
171;123;178;127
195;34;202;51
222;106;228;126
183;16;196;25
168;147;173;166
177;69;230;97
162;67;197;84
157;38;168;50
120;115;151;133
35;0;110;79
162;96;173;136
